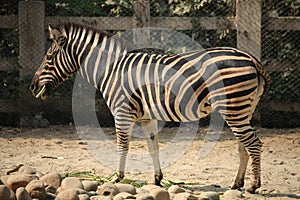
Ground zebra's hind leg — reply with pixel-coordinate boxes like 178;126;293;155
231;141;249;190
229;122;262;194
142;120;163;186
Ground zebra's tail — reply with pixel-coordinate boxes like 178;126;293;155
251;56;271;96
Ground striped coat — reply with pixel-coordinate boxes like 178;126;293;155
30;22;270;193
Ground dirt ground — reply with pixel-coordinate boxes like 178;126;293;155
0;125;299;199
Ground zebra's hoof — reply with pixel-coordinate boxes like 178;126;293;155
154;173;163;187
114;177;121;183
111;172;124;183
154;180;162;187
246;179;260;194
231;181;244;190
246;186;259;194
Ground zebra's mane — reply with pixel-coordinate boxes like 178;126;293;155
52;21;112;39
53;21;130;52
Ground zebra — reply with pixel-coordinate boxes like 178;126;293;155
30;22;270;193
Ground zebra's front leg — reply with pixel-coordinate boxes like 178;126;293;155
142;120;163;186
114;114;135;183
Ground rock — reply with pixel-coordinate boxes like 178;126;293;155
0;185;16;200
113;192;135;199
10;189;16;200
90;195;112;200
56;187;62;194
88;191;98;196
16;187;32;200
25;180;46;200
173;192;198;200
78;193;90;200
135;194;154;200
149;188;170;200
199;192;219;200
45;185;57;194
35;171;45;179
39;172;61;190
61;177;84;190
223;190;243;199
46;192;56;200
7;174;38;192
168;185;185;194
136;188;149;195
1;175;9;186
140;185;160;192
115;183;136;195
55;188;80;200
18;166;36;175
82;181;99;192
97;182;119;197
112;196;123;200
76;188;89;195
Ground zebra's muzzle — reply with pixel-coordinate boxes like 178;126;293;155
30;79;49;100
35;85;46;99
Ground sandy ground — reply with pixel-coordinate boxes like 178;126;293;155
0;125;299;199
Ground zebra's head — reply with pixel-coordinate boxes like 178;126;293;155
30;24;74;99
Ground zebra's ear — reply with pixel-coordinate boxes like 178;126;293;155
48;24;67;42
48;24;60;41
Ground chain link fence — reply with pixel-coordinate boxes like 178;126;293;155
261;0;300;127
0;0;299;128
0;0;19;126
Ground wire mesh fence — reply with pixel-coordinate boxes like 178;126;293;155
261;0;300;127
0;0;299;128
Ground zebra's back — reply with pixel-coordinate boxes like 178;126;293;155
111;47;269;123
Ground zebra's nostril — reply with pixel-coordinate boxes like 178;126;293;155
30;84;35;91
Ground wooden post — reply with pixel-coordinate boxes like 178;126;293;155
236;0;262;61
19;1;45;79
19;1;45;117
132;0;150;48
236;0;262;125
133;0;150;28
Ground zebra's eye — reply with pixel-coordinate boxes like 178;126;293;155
46;54;52;60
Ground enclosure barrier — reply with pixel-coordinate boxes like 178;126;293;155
0;0;299;127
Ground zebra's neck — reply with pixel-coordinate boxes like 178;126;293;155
75;31;127;99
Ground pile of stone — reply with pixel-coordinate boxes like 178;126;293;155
0;166;243;200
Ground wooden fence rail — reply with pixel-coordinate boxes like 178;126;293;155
2;15;300;31
0;0;299;117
